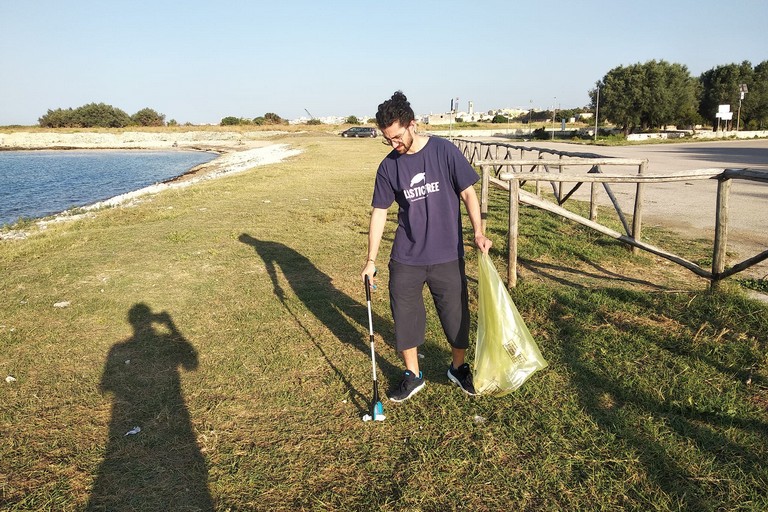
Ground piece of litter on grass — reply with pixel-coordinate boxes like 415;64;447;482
6;376;17;383
473;415;487;425
53;301;71;308
125;360;131;365
418;353;424;359
125;426;141;436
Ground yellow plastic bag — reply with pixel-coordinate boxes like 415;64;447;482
474;252;547;396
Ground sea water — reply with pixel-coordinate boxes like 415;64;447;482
0;150;218;226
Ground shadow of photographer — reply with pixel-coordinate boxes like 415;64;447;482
87;303;212;511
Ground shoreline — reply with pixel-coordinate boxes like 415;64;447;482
0;132;302;238
0;129;290;151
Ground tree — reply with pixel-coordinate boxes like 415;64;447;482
253;113;286;125
698;61;754;128
220;116;242;126
38;103;133;128
132;108;165;126
75;103;133;128
39;108;78;128
345;115;360;124
747;61;768;129
590;65;641;135
591;60;699;135
263;112;285;124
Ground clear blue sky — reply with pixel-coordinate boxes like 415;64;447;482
2;0;766;125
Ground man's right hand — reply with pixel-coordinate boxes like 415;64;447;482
361;261;377;290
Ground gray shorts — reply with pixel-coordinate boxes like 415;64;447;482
388;258;469;352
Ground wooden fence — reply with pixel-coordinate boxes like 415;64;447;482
451;138;768;289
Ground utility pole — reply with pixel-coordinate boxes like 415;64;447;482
551;97;557;140
528;99;533;136
594;86;600;142
737;83;748;132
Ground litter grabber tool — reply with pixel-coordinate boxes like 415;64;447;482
362;273;385;422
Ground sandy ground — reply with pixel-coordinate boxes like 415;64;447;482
474;138;768;279
0;131;302;238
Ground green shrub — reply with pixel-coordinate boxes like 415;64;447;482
132;108;165;127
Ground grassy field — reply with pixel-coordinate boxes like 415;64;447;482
1;132;767;511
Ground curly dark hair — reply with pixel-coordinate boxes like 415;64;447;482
375;90;414;130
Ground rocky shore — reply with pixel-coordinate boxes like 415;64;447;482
0;130;289;151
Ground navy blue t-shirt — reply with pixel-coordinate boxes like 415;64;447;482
372;136;479;265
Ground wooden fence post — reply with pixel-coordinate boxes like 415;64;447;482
508;178;519;288
631;161;646;254
481;165;489;234
712;176;732;289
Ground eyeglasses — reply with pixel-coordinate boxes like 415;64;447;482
381;126;410;146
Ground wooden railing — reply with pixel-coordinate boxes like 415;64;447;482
451;139;768;289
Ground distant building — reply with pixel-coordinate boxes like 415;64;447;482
424;113;456;125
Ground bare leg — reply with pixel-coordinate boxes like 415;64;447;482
452;348;466;369
402;347;420;374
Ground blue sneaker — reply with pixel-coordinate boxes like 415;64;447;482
389;370;425;402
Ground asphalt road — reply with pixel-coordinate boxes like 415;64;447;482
478;138;768;279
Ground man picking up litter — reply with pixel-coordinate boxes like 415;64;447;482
361;90;492;403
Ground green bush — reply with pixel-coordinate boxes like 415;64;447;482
75;103;133;128
38;108;78;128
253;113;287;126
38;103;168;128
39;103;133;128
132;108;166;127
220;116;242;126
532;127;549;139
264;112;286;124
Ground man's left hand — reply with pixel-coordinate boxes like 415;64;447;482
475;234;492;254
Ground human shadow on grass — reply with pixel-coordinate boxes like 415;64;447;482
238;234;400;415
548;288;768;509
87;303;212;512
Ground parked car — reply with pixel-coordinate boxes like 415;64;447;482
340;126;377;138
